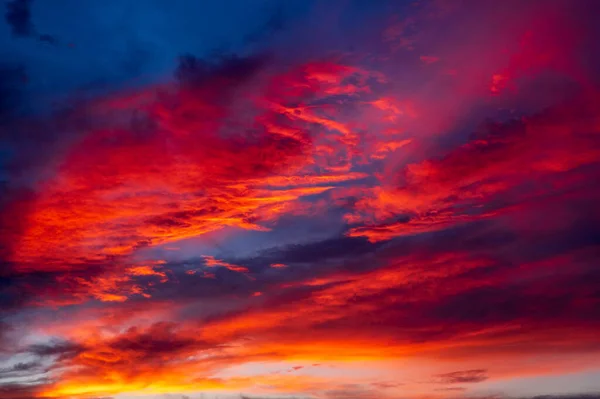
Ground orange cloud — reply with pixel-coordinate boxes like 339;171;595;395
202;255;250;273
2;2;600;399
8;60;377;278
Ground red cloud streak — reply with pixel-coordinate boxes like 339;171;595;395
1;1;599;399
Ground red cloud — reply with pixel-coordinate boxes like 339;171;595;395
347;93;600;242
2;1;599;399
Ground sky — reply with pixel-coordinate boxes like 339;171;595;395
1;1;600;399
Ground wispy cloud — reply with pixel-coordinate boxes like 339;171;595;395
0;1;599;399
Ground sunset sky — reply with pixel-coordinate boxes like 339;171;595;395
1;1;600;399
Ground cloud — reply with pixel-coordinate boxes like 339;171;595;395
0;381;46;399
28;340;85;360
468;395;600;399
4;0;33;37
21;323;231;397
324;384;386;399
189;243;600;365
4;55;372;276
1;1;599;398
108;322;210;356
0;361;42;379
4;0;57;44
174;53;266;89
522;396;600;399
236;235;381;269
346;94;600;242
435;369;488;384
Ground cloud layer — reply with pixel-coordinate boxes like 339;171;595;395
1;1;599;399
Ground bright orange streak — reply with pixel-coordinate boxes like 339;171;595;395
202;255;249;273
